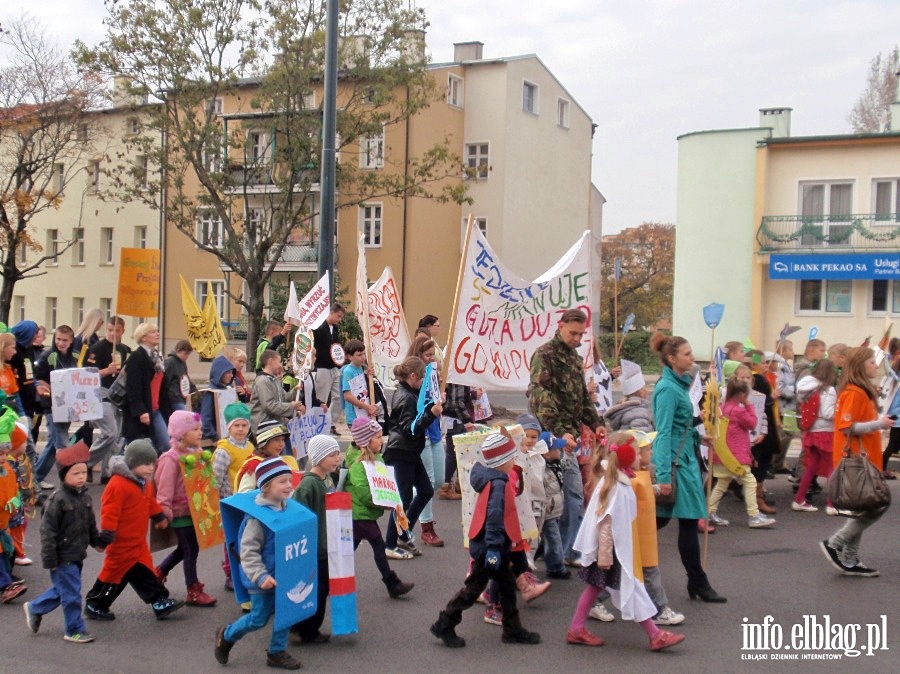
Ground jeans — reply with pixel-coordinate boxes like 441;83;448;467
151;410;170;454
828;507;887;568
541;517;565;574
418;438;445;524
560;454;584;561
314;367;342;427
642;565;669;612
34;413;71;483
225;591;287;653
89;400;123;478
30;561;86;636
385;459;434;549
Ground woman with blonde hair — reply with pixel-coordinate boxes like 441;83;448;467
72;308;106;363
122;323;171;453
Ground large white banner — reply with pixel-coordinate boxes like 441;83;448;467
284;272;331;330
446;228;593;390
359;267;411;385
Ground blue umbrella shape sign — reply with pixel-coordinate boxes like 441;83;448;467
622;313;635;333
703;303;724;329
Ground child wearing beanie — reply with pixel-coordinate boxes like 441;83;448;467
234;420;299;494
345;417;414;598
431;431;540;648
215;457;302;670
213;402;255;591
290;434;341;644
85;440;184;621
24;442;101;642
154;410;217;607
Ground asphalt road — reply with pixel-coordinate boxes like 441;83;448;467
3;474;897;674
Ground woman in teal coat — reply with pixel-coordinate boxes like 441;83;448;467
651;334;726;603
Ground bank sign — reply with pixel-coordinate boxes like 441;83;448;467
769;253;900;280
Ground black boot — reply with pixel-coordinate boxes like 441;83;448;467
430;612;465;648
85;581;118;620
501;613;541;644
383;571;414;599
687;582;727;603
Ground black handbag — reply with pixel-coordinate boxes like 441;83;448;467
827;443;891;514
656;427;690;506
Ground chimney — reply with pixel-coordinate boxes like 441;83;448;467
454;41;483;62
339;35;369;69
112;75;133;108
759;107;792;138
399;29;426;65
891;68;900;132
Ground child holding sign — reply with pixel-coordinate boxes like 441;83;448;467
214;458;302;670
345;417;414;597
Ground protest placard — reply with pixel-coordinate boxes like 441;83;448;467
50;368;103;422
117;248;160;317
288;408;329;459
362;462;402;508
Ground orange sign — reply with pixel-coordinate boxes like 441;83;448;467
116;248;160;317
181;452;225;550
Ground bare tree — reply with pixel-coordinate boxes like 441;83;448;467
0;16;106;322
848;46;899;133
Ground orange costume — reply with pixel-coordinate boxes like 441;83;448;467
833;384;882;468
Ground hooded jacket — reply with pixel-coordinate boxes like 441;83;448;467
604;397;655;432
200;355;236;440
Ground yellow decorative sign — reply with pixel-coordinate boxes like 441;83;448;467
116;248;161;317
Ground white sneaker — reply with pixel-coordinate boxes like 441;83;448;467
653;606;685;626
39;481;55;490
825;506;839;516
589;603;615;622
791;501;818;512
14;557;32;566
749;513;776;528
385;547;413;560
708;512;730;526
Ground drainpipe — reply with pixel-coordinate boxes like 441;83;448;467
400;85;411;302
158;107;168;339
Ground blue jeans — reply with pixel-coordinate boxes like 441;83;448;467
34;413;71;483
541;517;565;574
418;438;445;524
560;454;584;562
151;410;171;454
224;591;287;653
31;561;86;636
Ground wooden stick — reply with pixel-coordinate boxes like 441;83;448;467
613;274;620;361
440;214;474;386
702;326;717;566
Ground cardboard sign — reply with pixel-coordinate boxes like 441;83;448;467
326;492;357;635
221;492;318;631
588;361;613;414
473;390;492;421
117;248;161;317
288;408;329;459
204;387;238;440
49;367;103;422
181;453;225;549
362;461;402;508
285;272;331;330
361;267;411;385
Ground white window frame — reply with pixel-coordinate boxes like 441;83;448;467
522;80;539;115
798;180;853;247
101;227;114;264
134;225;148;249
100;297;112;320
197;211;225;248
73;297;85;326
464;142;489;180
16;242;26;265
247;129;273;165
46;229;61;266
557;97;570;128
88;160;100;192
360;203;383;247
195;279;227;320
13;296;25;324
359;129;385;169
135;155;149;190
207;97;223;116
72;228;85;265
77;123;88;141
47;297;57;329
447;74;464;108
54;163;65;194
796;279;853;314
126;116;140;135
873;178;900;222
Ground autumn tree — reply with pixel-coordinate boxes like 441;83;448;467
77;0;468;356
848;46;899;133
599;222;674;334
0;17;105;322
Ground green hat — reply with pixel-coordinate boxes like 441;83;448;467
124;439;158;469
224;402;251;429
722;360;741;380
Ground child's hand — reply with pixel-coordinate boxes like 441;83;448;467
5;495;21;512
259;576;277;590
155;518;169;530
430;402;443;416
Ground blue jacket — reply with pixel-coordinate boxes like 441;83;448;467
236;512;277;593
467;462;511;562
200;355;236;440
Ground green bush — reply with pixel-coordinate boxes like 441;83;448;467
596;331;665;374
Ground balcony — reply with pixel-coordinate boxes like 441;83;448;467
757;214;900;252
224;163;320;194
218;241;337;273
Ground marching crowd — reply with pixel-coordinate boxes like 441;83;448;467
0;305;893;668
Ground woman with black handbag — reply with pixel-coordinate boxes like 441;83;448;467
650;334;726;603
820;347;893;578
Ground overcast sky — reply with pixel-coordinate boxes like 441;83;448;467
12;0;900;233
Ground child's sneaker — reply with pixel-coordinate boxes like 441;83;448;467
385;547;413;560
152;597;185;619
708;512;730;526
14;556;33;566
483;604;503;625
397;538;422;557
589;602;615;622
791;501;818;512
23;602;41;633
266;650;302;670
63;632;95;644
566;627;604;646
748;513;776;528
653;606;685;626
1;583;26;603
214;625;233;664
84;603;115;621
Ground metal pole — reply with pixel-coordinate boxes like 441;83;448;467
318;0;339;300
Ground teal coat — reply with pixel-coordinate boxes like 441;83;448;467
651;366;706;519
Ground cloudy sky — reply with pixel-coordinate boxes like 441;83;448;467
12;0;900;233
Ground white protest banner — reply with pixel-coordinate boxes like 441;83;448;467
362;461;402;508
347;371;370;418
588;361;613;414
286;272;331;330
363;267;411;385
446;228;592;390
689;372;703;417
50;368;103;422
288;408;329;459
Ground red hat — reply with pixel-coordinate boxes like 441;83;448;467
481;431;518;469
57;440;91;468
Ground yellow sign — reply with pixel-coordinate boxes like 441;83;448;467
116;248;161;317
179;275;226;358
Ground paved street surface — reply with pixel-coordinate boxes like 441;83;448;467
3;473;897;673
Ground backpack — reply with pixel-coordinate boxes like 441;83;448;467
798;389;821;431
106;365;128;409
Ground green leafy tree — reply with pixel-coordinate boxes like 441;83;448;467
77;0;468;354
848;46;899;133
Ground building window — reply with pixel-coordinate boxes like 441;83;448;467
465;142;489;180
126;117;140;135
46;229;61;265
54;163;65;194
88;160;101;192
798;279;852;313
870;280;900;314
447;74;463;108
16;242;26;265
206;97;223;116
360;130;384;169
135;226;148;249
13;296;25;324
195;280;226;320
360;204;382;247
101;227;114;264
73;297;84;327
77;123;88;141
799;181;853;246
197;211;224;247
100;297;112;320
72;228;85;264
523;81;538;114
135;155;149;190
47;297;57;329
202;131;223;172
247;130;272;165
557;98;570;128
247;207;264;232
874;179;900;221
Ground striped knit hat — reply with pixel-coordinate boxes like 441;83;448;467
481;431;518;469
255;457;292;490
